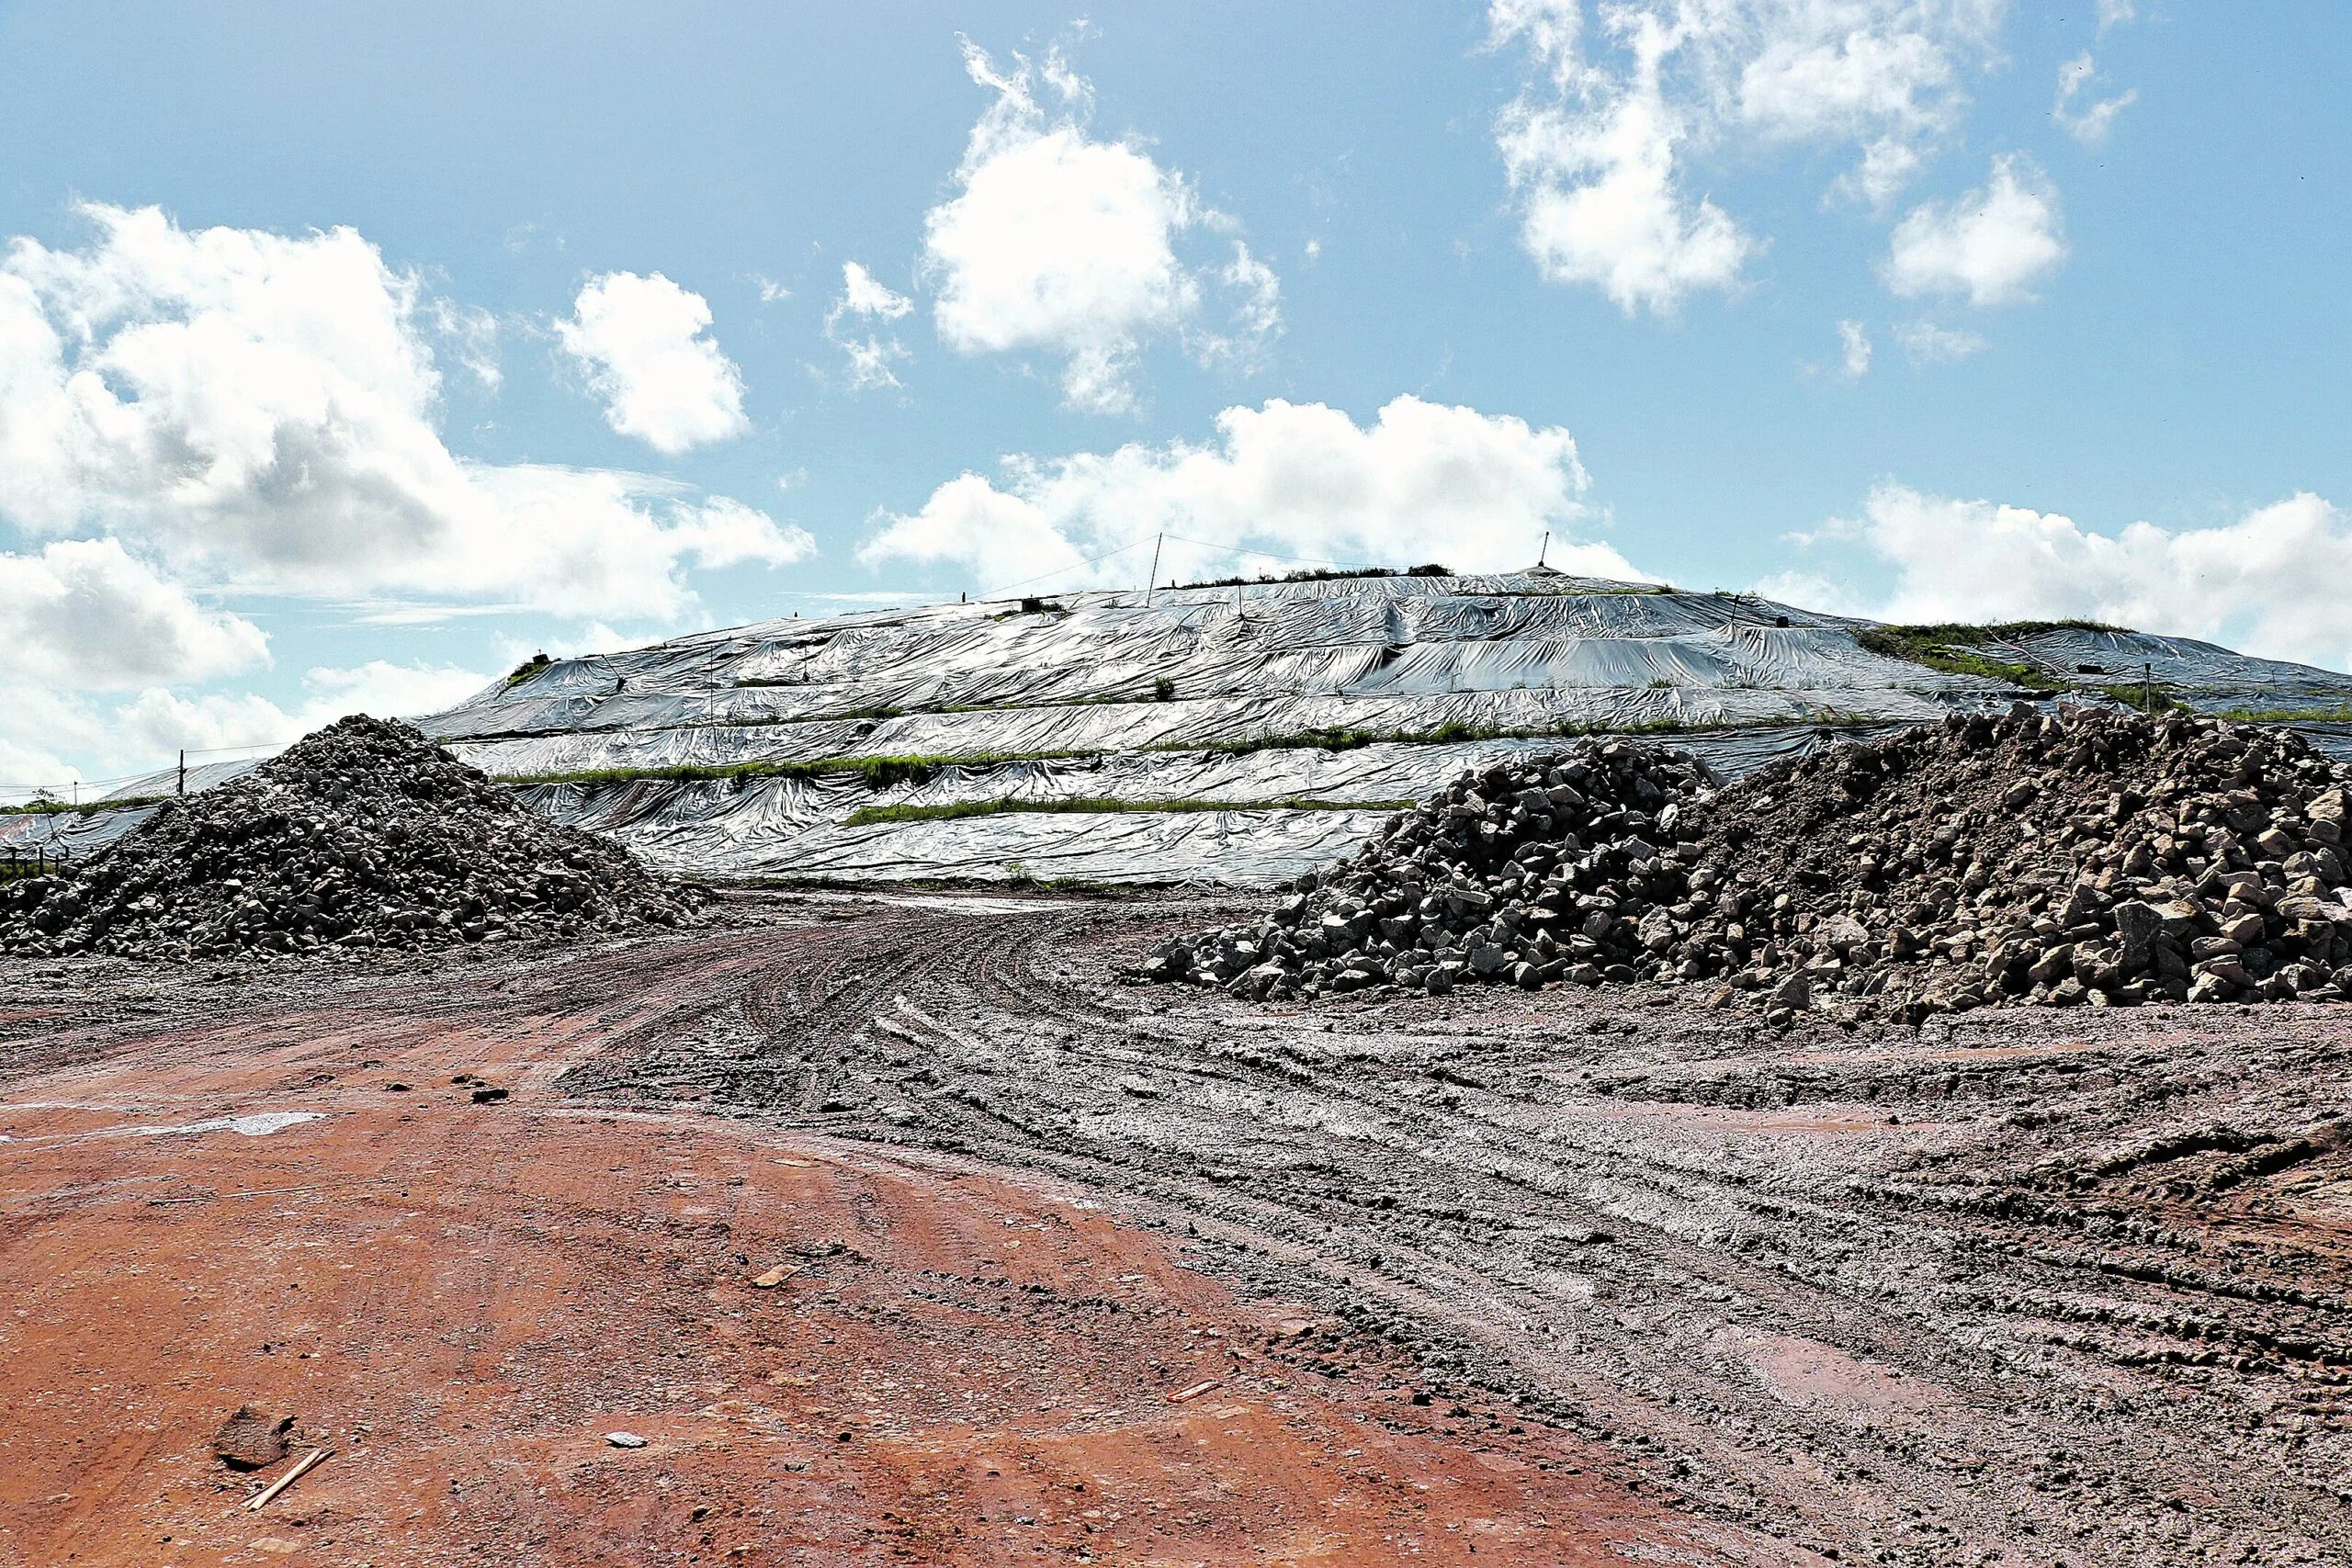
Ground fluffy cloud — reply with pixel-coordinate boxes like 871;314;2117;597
2052;52;2136;145
1838;319;1873;378
114;660;494;756
1496;44;1755;313
0;659;493;797
0;537;266;688
826;262;913;391
1797;484;2352;673
0;206;806;623
1489;1;2007;311
921;42;1277;412
1883;154;2066;305
858;394;1638;590
2097;0;2135;31
1893;318;1987;363
556;270;750;453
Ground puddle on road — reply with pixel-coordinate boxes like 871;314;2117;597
121;1111;328;1139
1;1106;330;1146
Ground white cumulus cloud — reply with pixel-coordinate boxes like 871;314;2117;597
1796;483;2352;674
2052;52;2136;145
1883;153;2067;306
111;660;497;760
921;41;1277;412
1838;319;1873;378
858;394;1638;591
0;659;496;798
0;537;267;689
1496;45;1756;314
826;261;914;391
1893;319;1987;363
0;206;807;625
1489;0;2007;311
556;270;751;454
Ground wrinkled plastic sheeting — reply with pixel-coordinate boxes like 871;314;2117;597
1996;627;2352;709
510;726;1879;886
2300;723;2352;765
442;683;1951;781
97;758;264;803
418;577;1952;749
0;803;161;860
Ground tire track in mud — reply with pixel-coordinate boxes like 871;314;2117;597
556;897;2352;1567
19;898;2343;1562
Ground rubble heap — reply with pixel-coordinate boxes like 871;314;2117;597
1140;707;2352;1017
1679;705;2351;1017
1142;739;1719;1002
0;716;705;963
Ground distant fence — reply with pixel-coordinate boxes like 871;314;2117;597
0;847;72;881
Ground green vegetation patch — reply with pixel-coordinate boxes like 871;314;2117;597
503;652;553;689
1855;624;2084;690
2214;705;2352;724
503;750;1089;794
2095;683;2186;715
496;713;1861;797
842;795;1408;829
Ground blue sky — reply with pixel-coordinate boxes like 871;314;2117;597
2;2;2347;793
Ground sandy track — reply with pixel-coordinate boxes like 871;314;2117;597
0;901;1768;1567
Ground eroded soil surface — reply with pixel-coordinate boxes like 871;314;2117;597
8;890;2352;1564
0;897;1776;1567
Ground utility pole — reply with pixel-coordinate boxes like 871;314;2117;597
178;750;187;797
1538;530;1550;568
1144;532;1163;607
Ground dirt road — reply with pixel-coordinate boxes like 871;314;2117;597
0;897;1772;1567
7;891;2352;1564
561;892;2352;1565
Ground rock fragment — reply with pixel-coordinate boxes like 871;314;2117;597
212;1406;293;1470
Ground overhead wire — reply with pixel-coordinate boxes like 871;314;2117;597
1157;533;1375;573
977;533;1159;598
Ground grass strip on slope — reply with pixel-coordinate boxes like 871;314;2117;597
842;795;1409;829
494;714;1871;794
501;750;1089;792
2213;705;2352;723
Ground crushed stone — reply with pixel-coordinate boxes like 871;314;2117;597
1139;706;2352;1019
0;716;705;964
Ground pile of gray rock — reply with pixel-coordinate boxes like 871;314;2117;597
1141;739;1719;1002
1140;708;2352;1019
1681;705;2351;1020
0;715;705;963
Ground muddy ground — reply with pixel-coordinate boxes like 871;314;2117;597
6;890;2352;1564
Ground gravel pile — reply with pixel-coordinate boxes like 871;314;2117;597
1142;739;1719;1002
0;716;705;963
1140;707;2352;1019
1683;705;2351;1019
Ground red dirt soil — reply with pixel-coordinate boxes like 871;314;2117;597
0;953;1773;1565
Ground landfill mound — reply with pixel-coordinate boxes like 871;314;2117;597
0;716;704;963
1141;707;2352;1016
28;574;2352;887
